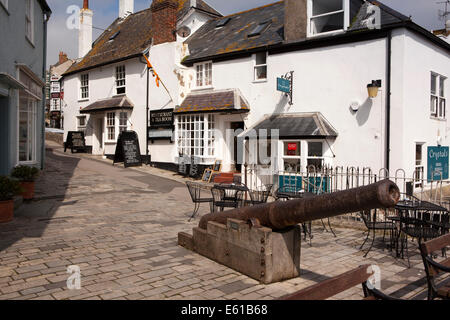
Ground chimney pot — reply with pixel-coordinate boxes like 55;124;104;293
83;0;89;9
119;0;134;19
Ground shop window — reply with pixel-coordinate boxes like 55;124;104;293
107;112;116;141
177;114;215;157
195;62;212;88
115;65;126;95
309;0;348;36
283;141;301;173
18;96;36;163
431;72;446;119
119;112;128;133
307;141;324;172
254;52;267;81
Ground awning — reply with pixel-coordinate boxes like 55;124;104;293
174;88;250;114
239;112;338;139
0;73;26;90
80;96;134;114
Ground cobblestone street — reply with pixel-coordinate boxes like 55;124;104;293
0;142;446;300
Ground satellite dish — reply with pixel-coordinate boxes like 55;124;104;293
177;26;191;38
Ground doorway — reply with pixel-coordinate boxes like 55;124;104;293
94;118;104;155
231;122;245;172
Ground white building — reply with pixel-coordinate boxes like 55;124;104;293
63;0;450;190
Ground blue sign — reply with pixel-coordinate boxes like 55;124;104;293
428;146;449;181
277;77;291;93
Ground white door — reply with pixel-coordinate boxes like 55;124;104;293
93;118;104;155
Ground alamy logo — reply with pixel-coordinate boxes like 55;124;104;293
67;265;81;290
364;3;381;30
66;5;80;30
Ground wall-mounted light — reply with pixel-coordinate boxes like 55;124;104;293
367;80;382;98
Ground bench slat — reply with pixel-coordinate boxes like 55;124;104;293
420;233;450;255
281;264;372;300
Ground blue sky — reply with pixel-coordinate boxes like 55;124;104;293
46;0;448;67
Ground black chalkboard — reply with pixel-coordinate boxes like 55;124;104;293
213;160;222;172
189;156;200;178
202;169;212;182
113;131;142;168
64;131;86;153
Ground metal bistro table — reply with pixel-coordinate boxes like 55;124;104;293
392;197;448;265
212;183;248;212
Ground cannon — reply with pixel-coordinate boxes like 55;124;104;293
178;180;400;284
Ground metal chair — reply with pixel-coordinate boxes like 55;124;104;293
359;209;396;258
211;186;244;212
186;181;213;222
248;184;273;205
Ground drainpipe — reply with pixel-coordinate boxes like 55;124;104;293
41;11;51;170
385;31;392;173
146;64;150;164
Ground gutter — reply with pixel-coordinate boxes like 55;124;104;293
41;10;51;170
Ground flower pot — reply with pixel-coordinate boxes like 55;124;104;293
20;182;35;200
0;200;14;223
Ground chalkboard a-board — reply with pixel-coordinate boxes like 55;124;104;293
64;131;86;153
202;169;212;182
113;131;142;168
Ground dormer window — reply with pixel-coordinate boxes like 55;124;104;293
248;21;271;38
308;0;349;36
216;17;231;28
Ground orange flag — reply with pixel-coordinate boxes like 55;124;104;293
143;54;161;87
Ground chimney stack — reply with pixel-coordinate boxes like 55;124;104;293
119;0;134;19
79;0;93;58
190;0;197;7
59;52;68;64
284;0;307;43
150;0;178;45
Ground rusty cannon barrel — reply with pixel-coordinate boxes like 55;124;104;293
199;179;400;231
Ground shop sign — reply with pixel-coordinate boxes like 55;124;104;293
150;109;174;128
428;146;449;181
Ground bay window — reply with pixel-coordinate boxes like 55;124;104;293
177;114;215;158
119;112;128;133
307;141;324;172
283;141;301;173
308;0;349;36
431;72;446;119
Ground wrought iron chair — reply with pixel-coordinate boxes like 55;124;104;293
359;208;396;258
211;186;245;212
248;184;273;206
186;181;213;222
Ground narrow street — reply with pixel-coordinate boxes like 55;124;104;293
0;142;444;300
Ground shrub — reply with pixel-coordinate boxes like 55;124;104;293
11;165;40;182
0;176;22;201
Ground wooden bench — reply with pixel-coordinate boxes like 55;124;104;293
420;233;450;300
280;264;401;300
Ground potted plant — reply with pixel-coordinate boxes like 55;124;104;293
11;165;39;200
0;176;21;223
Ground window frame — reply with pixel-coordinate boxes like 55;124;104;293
80;73;89;100
25;0;34;44
18;95;37;164
306;141;324;172
106;112;116;142
50;98;60;111
307;0;350;37
176;114;215;158
414;143;424;188
50;82;60;93
194;61;213;89
115;65;126;95
431;72;446;119
282;140;302;174
254;52;268;82
119;111;128;134
77;115;87;132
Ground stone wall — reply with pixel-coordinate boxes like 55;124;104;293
45;132;64;146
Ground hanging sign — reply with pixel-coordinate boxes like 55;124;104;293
277;77;291;93
427;146;449;181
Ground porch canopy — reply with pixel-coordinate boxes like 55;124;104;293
80;96;134;114
239;112;338;139
174;88;250;114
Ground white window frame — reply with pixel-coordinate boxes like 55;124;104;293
106;112;116;142
77;115;87;132
414;143;424;188
176;114;215;158
281;140;302;174
431;72;446;119
50;98;60;111
50;82;60;93
115;65;126;95
18;96;37;164
25;0;34;44
119;111;128;134
194;62;213;89
307;0;350;37
306;141;324;172
80;73;89;100
254;52;268;82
